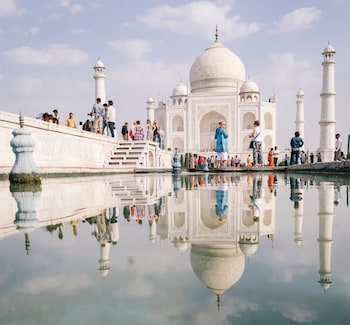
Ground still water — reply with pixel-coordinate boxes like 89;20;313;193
0;172;349;325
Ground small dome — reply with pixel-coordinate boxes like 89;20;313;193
239;243;258;257
172;82;188;97
146;97;154;103
190;41;245;93
297;89;304;96
94;59;105;69
240;79;259;93
323;43;335;53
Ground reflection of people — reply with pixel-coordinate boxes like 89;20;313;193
290;131;304;165
250;176;262;221
215;121;228;168
289;177;303;209
249;120;263;166
334;186;341;205
215;176;228;223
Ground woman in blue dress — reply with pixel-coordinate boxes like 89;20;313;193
215;121;228;168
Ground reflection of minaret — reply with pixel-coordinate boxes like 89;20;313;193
293;187;304;246
319;43;336;162
93;58;106;104
317;182;334;291
98;242;111;277
295;89;305;139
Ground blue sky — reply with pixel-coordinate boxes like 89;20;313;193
0;0;349;150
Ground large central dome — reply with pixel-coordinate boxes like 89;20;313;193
189;41;245;93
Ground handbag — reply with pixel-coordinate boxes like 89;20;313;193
249;129;261;149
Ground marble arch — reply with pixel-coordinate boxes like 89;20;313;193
200;111;226;152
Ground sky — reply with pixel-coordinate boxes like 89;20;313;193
0;0;349;150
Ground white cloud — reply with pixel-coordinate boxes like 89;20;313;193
270;7;321;33
279;302;317;323
108;38;152;61
268;52;311;87
10;75;44;95
17;274;94;295
24;27;39;36
0;0;16;17
69;4;83;14
3;44;89;66
138;1;260;41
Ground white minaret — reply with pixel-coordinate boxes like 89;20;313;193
93;58;106;104
319;43;336;162
146;97;155;122
317;182;334;292
295;89;305;138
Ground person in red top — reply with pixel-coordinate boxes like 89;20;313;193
268;148;275;166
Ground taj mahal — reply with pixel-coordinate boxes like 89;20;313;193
148;30;277;155
93;29;337;163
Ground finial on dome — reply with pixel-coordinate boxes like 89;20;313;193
217;294;221;311
215;25;218;42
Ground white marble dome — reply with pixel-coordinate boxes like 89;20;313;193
94;59;105;69
190;244;245;296
240;79;260;93
190;41;245;93
172;82;188;97
323;43;335;53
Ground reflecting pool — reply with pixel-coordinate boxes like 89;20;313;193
0;172;349;325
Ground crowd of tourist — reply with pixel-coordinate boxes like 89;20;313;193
36;97;165;148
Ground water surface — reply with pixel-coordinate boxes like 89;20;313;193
0;172;349;325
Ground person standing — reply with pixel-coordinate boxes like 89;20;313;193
133;120;144;140
145;119;153;141
214;121;228;168
268;148;274;166
334;133;343;161
65;112;77;128
249;120;263;166
91;98;103;134
290;131;304;165
52;109;60;124
121;122;129;140
273;146;279;166
106;100;116;137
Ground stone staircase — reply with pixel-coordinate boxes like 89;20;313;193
108;141;148;169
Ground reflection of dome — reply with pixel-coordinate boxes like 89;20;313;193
240;79;259;93
173;241;189;253
190;41;245;93
172;82;188;96
190;244;245;296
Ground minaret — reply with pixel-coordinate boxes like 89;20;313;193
146;97;155;123
319;43;336;162
317;182;334;292
93;58;106;104
295;89;305;138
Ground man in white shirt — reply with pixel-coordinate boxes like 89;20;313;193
334;133;343;161
106;100;116;138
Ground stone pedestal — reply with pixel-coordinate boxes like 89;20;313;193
9;115;41;185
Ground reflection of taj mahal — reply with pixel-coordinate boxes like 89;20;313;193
154;174;276;306
1;173;337;307
147;30;277;154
